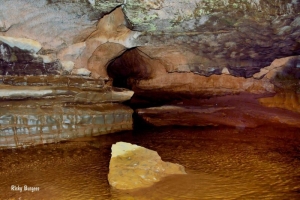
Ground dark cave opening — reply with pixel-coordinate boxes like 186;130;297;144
106;47;137;89
106;47;153;89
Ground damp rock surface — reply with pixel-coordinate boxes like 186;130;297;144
137;93;300;128
108;141;186;190
0;74;135;148
0;103;133;148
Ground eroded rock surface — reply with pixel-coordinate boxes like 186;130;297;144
106;0;300;79
0;74;134;148
260;92;300;113
108;142;186;190
0;0;299;134
1;0;299;81
0;102;133;148
137;94;300;128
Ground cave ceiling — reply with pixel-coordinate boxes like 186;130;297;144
0;0;299;84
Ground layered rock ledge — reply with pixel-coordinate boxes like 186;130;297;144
137;93;300;128
0;74;134;148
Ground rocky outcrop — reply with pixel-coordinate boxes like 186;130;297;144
108;142;186;190
0;0;299;132
0;40;61;76
0;73;134;148
1;0;299;81
0;102;133;148
137;94;300;128
106;0;300;79
260;92;300;113
254;56;300;90
0;0;100;50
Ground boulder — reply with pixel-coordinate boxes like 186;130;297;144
108;142;186;190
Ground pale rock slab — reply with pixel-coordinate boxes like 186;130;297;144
108;142;186;190
111;90;135;102
253;56;296;79
0;36;41;53
39;54;56;63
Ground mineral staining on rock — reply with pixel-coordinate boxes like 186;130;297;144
260;92;300;113
108;142;186;190
137;94;300;128
0;103;133;148
0;73;135;148
0;76;135;148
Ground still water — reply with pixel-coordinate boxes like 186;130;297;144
0;125;299;200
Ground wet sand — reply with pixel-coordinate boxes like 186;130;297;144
0;125;299;199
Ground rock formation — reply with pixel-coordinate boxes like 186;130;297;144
1;0;299;83
0;0;299;143
108;142;186;190
0;102;133;148
136;56;300;128
136;94;300;128
0;73;134;148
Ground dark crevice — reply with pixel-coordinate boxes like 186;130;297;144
107;47;152;89
107;47;136;89
121;7;134;30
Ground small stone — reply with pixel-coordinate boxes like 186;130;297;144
72;68;91;76
39;54;56;63
60;61;74;72
222;67;230;75
108;142;186;190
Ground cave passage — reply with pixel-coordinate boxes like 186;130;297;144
0;0;300;199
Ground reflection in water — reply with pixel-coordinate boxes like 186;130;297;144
0;125;299;199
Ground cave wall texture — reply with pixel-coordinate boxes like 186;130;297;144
0;0;300;146
0;0;299;82
1;0;299;95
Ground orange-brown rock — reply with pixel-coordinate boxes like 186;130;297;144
133;73;274;96
108;142;186;190
137;94;300;128
253;56;296;80
73;7;140;78
87;43;126;78
259;92;300;113
108;47;275;97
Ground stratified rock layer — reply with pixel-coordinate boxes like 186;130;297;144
0;74;134;148
108;142;186;190
0;102;132;148
260;92;300;113
137;94;300;128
